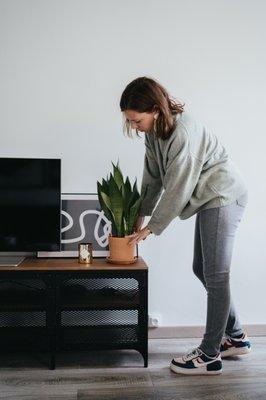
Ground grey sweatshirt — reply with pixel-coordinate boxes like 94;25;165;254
138;111;248;235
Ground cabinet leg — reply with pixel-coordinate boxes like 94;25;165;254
144;354;148;368
140;349;148;368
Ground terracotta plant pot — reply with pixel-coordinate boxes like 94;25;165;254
106;234;137;264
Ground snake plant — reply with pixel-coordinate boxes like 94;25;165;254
97;161;147;237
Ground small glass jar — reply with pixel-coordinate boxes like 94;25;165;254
78;243;93;264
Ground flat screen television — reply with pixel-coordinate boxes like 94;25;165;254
0;158;61;252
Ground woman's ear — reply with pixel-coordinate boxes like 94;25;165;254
153;106;159;120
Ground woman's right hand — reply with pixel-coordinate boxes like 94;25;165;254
133;215;145;232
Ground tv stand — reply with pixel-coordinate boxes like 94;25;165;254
0;256;25;267
0;256;148;369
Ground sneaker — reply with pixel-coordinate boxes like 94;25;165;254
220;332;251;358
170;347;222;375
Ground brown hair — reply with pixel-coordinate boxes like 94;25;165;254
120;76;185;140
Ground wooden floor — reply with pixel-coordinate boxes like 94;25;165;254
0;337;265;399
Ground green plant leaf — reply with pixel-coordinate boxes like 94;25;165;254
109;174;124;237
112;161;124;190
128;197;142;234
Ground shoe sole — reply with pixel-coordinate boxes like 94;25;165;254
170;363;222;376
221;346;251;358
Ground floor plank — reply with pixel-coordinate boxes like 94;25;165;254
0;337;265;399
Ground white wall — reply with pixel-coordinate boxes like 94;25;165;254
1;0;265;327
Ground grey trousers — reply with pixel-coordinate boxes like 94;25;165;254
193;192;248;355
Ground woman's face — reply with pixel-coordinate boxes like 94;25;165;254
124;109;157;133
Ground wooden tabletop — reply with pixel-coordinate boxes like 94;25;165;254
0;256;148;271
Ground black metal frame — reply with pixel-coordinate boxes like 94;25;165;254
0;268;148;369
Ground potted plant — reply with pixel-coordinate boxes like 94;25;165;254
97;161;147;264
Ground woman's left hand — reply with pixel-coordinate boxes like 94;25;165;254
127;226;152;245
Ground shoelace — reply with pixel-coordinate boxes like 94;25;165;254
183;347;203;361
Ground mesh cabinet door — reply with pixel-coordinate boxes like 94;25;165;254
0;273;54;352
55;271;148;365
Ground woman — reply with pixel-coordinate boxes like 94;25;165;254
120;76;251;376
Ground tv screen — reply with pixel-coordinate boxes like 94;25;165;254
0;158;61;251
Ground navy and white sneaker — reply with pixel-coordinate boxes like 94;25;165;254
220;332;251;358
170;347;222;375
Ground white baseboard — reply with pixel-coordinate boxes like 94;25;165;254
148;324;266;339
